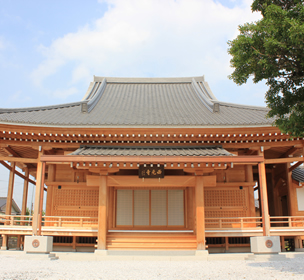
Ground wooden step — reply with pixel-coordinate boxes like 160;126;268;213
106;232;197;250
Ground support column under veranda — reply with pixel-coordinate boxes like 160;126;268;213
1;162;15;250
195;175;206;250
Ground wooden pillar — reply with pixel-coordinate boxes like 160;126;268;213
280;236;285;252
17;235;21;249
97;176;107;250
5;162;16;216
258;161;270;236
286;164;296;216
45;165;55;216
1;235;8;250
21;168;29;219
295;236;303;249
38;162;46;235
32;150;45;235
72;236;77;251
225;237;229;252
195;176;206;250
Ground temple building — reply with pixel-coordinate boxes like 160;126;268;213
0;76;303;253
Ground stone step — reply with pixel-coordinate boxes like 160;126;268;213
48;253;59;260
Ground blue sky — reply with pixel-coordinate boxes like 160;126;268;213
0;0;268;209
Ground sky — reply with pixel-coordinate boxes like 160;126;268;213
0;0;268;210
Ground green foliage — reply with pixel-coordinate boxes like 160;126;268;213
228;0;304;137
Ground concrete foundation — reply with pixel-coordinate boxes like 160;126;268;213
250;236;280;254
24;236;53;253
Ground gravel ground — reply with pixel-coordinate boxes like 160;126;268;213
1;254;304;280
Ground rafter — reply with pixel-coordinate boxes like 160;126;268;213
280;146;299;158
289;161;304;173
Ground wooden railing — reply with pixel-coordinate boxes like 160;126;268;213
270;216;304;228
0;215;33;226
1;215;304;230
0;215;98;228
43;216;98;227
205;217;263;229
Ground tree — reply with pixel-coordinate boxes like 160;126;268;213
228;0;304;137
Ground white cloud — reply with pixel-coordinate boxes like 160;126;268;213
31;0;262;98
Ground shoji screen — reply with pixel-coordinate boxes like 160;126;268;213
151;190;167;226
116;189;133;226
168;190;184;226
134;190;149;226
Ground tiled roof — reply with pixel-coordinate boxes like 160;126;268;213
70;145;235;157
292;167;304;183
0;76;273;127
0;197;21;214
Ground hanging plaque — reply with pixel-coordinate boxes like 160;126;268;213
139;165;165;178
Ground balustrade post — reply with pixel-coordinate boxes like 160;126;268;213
240;218;243;229
59;218;62;227
80;218;83;227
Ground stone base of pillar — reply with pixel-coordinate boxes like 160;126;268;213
195;250;208;260
250;236;280;254
1;246;7;250
24;236;53;253
195;250;209;256
95;249;108;256
295;248;304;252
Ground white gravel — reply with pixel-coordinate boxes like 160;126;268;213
1;254;304;280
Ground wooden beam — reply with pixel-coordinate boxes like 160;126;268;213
5;162;15;216
0;156;38;163
2;146;27;169
41;154;264;164
196;176;206;250
0;161;36;185
97;175;216;188
265;157;304;164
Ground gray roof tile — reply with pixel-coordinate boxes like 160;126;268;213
70;145;235;157
292;167;304;183
0;76;273;127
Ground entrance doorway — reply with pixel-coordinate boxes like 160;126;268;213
115;189;185;228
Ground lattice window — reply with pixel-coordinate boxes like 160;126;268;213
52;188;98;217
53;189;98;207
204;189;246;207
205;210;247;218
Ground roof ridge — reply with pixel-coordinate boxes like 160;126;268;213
215;100;270;111
0;101;84;114
94;76;205;83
